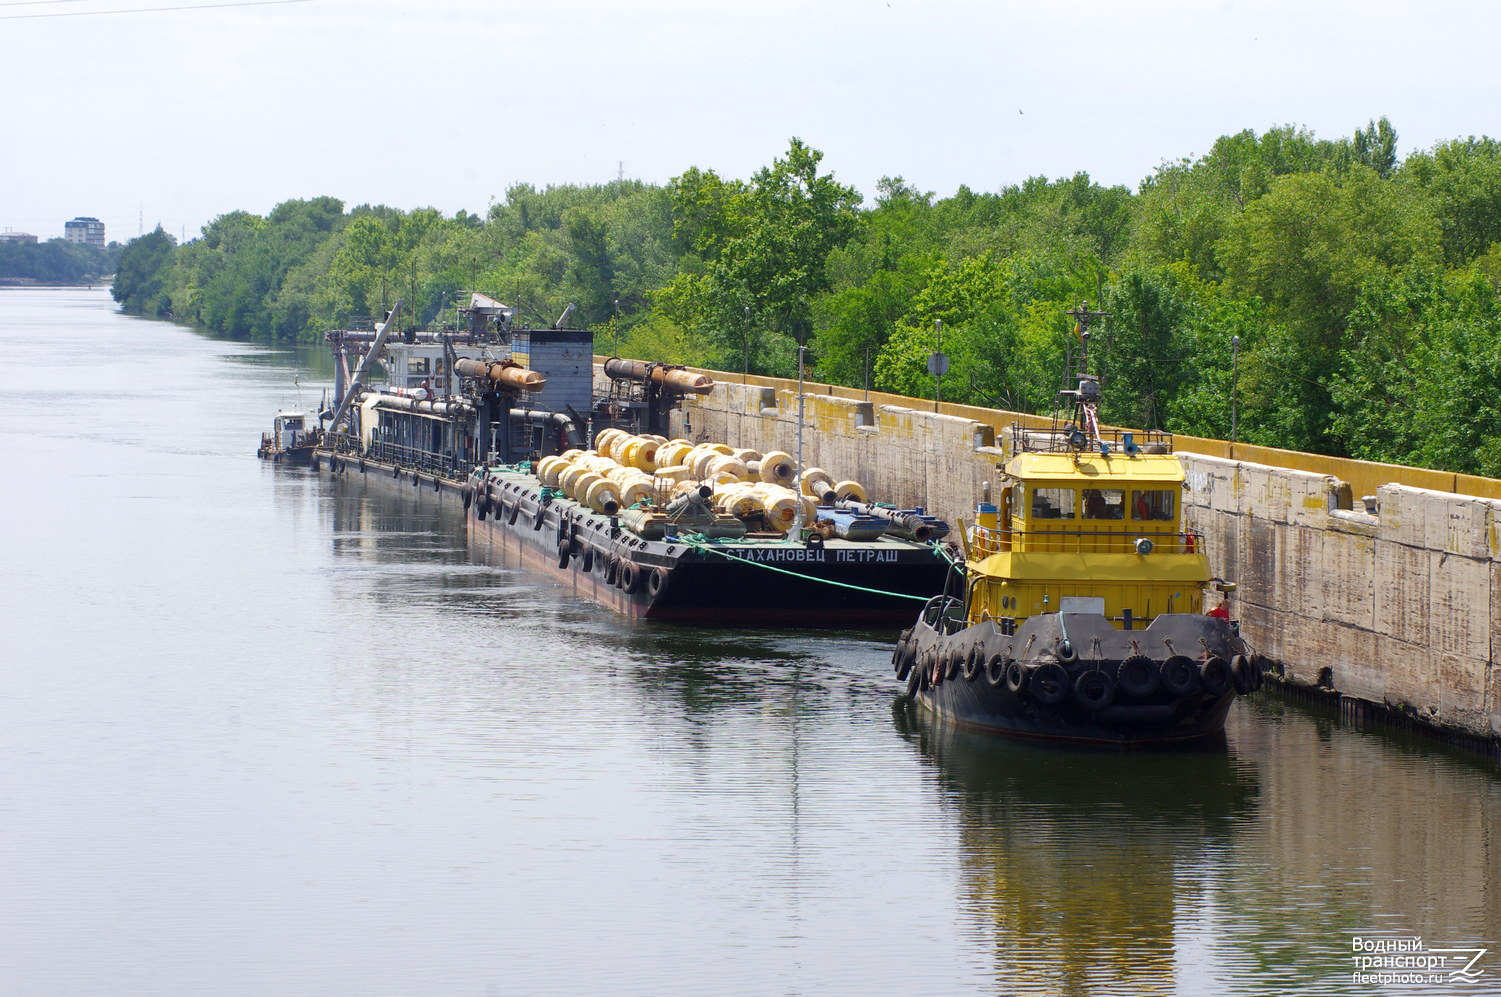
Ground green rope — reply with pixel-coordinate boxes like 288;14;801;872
679;536;933;602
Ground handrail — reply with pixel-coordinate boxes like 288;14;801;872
970;524;1204;556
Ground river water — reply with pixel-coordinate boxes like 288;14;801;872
2;286;1498;997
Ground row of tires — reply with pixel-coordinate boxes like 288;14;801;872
466;481;670;600
315;453;451;493
892;631;1263;711
555;536;667;598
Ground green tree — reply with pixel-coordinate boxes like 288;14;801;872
111;228;177;315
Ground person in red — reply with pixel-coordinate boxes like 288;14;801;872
1207;595;1231;620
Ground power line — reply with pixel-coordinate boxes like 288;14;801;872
0;0;311;18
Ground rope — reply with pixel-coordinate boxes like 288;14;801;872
678;536;944;603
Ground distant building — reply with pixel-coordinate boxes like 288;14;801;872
0;230;39;244
64;217;105;249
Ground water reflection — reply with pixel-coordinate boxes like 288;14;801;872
894;703;1259;996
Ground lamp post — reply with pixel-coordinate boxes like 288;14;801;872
927;318;948;413
793;342;807;539
1231;334;1240;443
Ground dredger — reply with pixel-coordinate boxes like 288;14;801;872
270;291;952;627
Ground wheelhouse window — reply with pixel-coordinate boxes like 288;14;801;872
1082;488;1125;520
1131;489;1176;521
1029;486;1076;520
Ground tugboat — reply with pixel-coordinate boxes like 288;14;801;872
892;304;1262;743
257;411;319;464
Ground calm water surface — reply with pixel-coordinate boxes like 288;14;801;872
2;287;1497;997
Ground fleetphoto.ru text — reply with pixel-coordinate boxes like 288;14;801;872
1351;937;1488;987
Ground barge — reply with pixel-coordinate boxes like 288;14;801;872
268;293;952;627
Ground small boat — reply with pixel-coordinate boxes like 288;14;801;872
892;304;1262;744
257;411;319;464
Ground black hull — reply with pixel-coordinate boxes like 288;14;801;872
468;468;950;628
258;444;315;465
895;609;1260;745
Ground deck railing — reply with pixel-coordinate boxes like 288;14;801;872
970;525;1205;556
323;432;467;479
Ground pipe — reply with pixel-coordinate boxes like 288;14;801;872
603;358;714;395
365;392;475;417
834;498;948;542
514;409;584;450
329;300;402;432
454;357;546;391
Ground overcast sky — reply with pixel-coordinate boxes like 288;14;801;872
2;0;1495;243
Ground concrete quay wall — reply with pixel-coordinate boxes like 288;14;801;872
646;370;1501;747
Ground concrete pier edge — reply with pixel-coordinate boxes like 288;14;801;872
635;363;1501;752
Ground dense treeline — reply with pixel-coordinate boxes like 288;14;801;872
1;239;118;285
111;123;1501;476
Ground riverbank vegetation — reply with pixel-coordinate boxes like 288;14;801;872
110;122;1501;476
1;239;118;285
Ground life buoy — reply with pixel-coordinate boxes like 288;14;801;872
1004;660;1028;695
618;561;641;594
1118;655;1160;698
1160;655;1199;696
962;645;983;682
1200;656;1232;697
1056;640;1078;664
1230;653;1256;695
1073;669;1116;711
1032;662;1068;705
1185;534;1197;554
645;566;667;598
